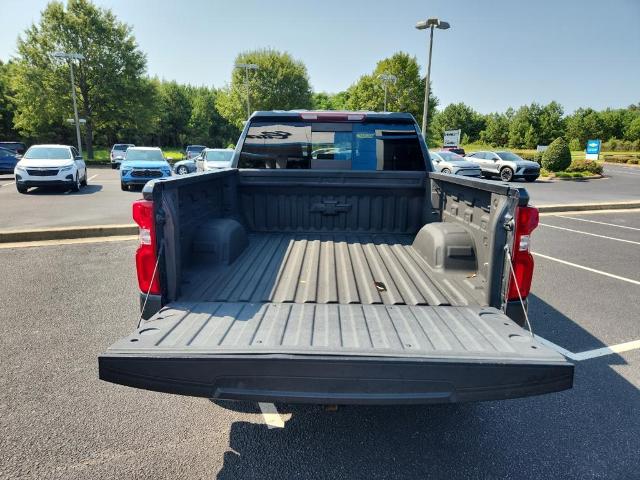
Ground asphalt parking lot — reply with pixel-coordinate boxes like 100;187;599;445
1;209;638;479
0;164;638;231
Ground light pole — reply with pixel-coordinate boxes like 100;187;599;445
234;63;259;120
415;18;450;139
377;73;397;112
52;51;85;156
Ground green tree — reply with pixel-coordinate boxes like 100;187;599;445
312;91;349;110
216;49;313;129
508;103;543;148
625;116;640;141
187;86;240;147
480;112;510;146
344;52;437;138
11;0;149;158
431;102;485;144
155;80;192;146
538;101;565;145
0;61;18;139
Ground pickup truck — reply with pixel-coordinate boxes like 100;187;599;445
99;111;573;405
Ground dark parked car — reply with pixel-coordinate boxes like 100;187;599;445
0;142;27;155
184;145;206;161
0;147;20;174
442;146;465;156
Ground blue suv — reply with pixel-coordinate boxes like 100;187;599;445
120;147;172;191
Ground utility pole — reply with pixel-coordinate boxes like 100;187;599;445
234;63;259;120
52;52;85;156
377;73;397;112
415;18;450;138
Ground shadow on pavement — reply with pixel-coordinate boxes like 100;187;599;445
25;184;103;195
214;295;638;480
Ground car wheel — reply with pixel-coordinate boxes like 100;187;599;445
121;182;128;191
81;170;88;186
111;163;117;169
500;167;514;182
16;183;28;194
177;165;189;175
71;173;81;192
524;175;539;182
441;168;452;174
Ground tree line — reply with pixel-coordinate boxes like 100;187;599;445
0;0;638;159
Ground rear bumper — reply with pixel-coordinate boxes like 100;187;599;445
99;353;573;405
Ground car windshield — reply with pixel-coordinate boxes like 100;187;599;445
437;151;464;161
0;142;25;152
24;147;71;160
125;149;164;161
113;144;131;151
497;152;523;161
239;120;425;171
205;150;233;162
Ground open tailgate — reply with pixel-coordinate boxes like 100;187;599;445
99;303;573;404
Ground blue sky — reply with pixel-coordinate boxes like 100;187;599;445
1;0;638;114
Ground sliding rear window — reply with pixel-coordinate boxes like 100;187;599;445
238;121;425;171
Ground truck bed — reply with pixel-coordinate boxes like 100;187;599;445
182;233;481;306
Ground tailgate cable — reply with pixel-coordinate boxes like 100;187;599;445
137;243;164;329
504;245;534;337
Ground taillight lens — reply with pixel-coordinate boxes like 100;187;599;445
132;199;161;295
507;205;539;301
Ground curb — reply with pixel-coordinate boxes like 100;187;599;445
538;201;640;213
0;224;137;243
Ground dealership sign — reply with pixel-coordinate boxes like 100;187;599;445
443;129;461;146
585;139;601;160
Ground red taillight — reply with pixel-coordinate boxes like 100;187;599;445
507;205;539;301
133;199;161;295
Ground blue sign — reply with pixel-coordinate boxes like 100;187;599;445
586;139;601;155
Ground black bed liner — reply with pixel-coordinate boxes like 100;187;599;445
182;233;481;306
99;304;573;404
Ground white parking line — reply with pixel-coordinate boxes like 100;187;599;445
532;252;640;286
538;223;640;246
554;215;640;231
0;235;137;249
535;335;640;361
1;181;15;187
88;174;98;181
573;340;640;361
258;402;285;429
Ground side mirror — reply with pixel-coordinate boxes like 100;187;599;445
75;155;83;161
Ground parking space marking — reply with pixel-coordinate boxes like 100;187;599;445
0;235;137;249
553;215;640;231
538;223;640;246
573;339;640;361
535;335;640;361
1;181;15;187
532;252;640;286
88;174;98;181
258;402;285;429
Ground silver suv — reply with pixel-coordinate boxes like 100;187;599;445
465;151;540;182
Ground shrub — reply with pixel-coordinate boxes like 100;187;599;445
566;159;603;175
532;150;544;164
542;137;572;172
628;158;639;165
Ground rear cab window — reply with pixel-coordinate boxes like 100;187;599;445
238;115;427;171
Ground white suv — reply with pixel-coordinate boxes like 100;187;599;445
14;144;88;193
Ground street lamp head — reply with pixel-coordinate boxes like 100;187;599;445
415;18;451;30
378;73;397;83
52;51;85;60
